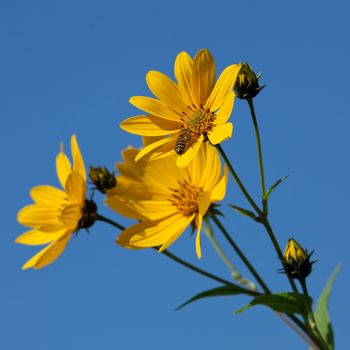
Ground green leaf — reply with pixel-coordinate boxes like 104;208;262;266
230;205;257;220
312;264;341;350
176;285;253;310
235;292;311;317
263;176;289;201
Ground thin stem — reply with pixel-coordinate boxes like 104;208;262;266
300;279;329;350
203;223;256;290
158;248;258;297
261;217;299;293
96;213;125;231
96;214;258;296
211;214;271;294
216;144;262;214
247;98;266;198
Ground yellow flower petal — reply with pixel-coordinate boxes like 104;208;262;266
15;229;66;246
174;51;194;106
71;134;86;181
192;49;216;107
195;215;203;259
206;64;241;111
197;191;212;217
56;150;72;189
17;204;60;228
30;185;67;205
117;214;189;249
158;214;194;252
210;166;228;201
120;115;181;136
65;172;86;205
146;71;188;113
135;135;176;162
22;235;71;270
215;91;235;124
207;123;233;145
60;204;82;229
198;143;222;190
176;134;204;168
129;97;181;122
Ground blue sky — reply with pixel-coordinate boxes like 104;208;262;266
1;0;349;349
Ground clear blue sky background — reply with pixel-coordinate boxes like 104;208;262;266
1;1;349;349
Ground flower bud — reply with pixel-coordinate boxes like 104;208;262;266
79;199;98;230
234;62;264;100
282;238;316;280
89;166;117;194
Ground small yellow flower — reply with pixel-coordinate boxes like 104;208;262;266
282;238;315;279
284;238;307;263
120;49;241;167
106;141;228;258
16;135;90;270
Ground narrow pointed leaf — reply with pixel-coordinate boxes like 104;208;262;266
312;264;341;350
263;176;289;201
230;205;257;220
176;285;255;310
235;292;311;317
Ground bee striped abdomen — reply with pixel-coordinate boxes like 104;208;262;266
175;129;191;155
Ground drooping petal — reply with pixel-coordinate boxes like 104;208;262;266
56;150;72;189
106;196;146;220
65;172;86;205
158;214;194;252
176;134;204;168
206;64;241;111
30;186;67;205
60;204;82;229
192;49;216;107
117;214;186;249
15;229;66;246
215;91;235;124
207;123;233;145
120;115;181;136
197;191;212;217
210;166;228;201
17;204;60;228
146;71;188;113
174;51;194;106
135;135;176;162
22;234;71;270
195;215;203;259
71;134;86;181
129;97;182;122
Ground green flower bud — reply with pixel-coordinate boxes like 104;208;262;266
234;62;265;100
89;166;117;194
281;238;316;280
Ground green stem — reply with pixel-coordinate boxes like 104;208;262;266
247;98;266;198
203;222;256;290
95;214;258;296
261;217;299;293
300;279;329;350
216;144;262;214
95;213;125;231
211;214;271;294
158;248;258;296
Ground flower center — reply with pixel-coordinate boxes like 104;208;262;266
169;180;202;217
180;105;216;138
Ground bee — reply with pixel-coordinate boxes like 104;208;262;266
175;129;191;155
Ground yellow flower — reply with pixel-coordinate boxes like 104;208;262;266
120;49;241;167
284;238;308;264
106;141;228;258
16;135;89;270
282;238;315;279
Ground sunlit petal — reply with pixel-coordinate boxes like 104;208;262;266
207;123;233;145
